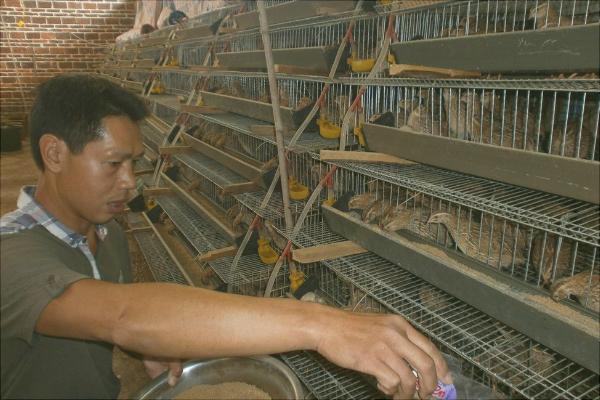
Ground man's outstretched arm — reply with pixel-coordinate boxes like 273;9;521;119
36;279;449;398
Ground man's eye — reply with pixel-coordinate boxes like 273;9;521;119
108;161;121;167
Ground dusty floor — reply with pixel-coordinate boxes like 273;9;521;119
1;144;152;398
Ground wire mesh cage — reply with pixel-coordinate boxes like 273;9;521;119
127;70;153;85
221;12;385;59
318;163;600;312
322;247;599;399
140;121;165;152
390;0;600;42
176;40;228;67
159;70;198;94
185;112;279;163
151;100;179;124
174;155;240;212
240;0;295;14
154;192;232;253
361;80;600;161
138;46;162;62
201;74;364;146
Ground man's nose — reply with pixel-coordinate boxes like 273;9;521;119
118;162;137;191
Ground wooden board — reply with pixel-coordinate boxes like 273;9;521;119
134;168;154;176
135;59;156;68
389;23;600;73
143;187;171;197
197;245;238;262
389;63;481;78
187;65;228;72
180;105;226;114
221;181;262;195
174;24;214;41
158;145;191;155
149;95;182;112
200;91;295;129
249;124;275;136
137;36;169;48
320;150;415;165
321;204;600;373
363;123;600;204
234;1;355;30
274;64;327;76
292;241;366;264
181;133;263;183
124;226;152;234
216;47;339;75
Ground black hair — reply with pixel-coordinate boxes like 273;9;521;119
140;24;155;35
29;74;148;170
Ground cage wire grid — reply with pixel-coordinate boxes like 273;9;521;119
140;122;165;152
269;212;599;399
257;205;599;398
214;148;598;302
282;351;381;399
141;94;338;155
175;160;240;212
323;251;599;399
133;155;154;173
322;161;599;246
176;152;247;187
132;230;190;286
140;75;600;164
385;0;600;41
154;194;231;253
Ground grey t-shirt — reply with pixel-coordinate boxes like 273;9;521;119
1;220;131;399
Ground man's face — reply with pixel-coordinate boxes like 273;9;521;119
57;115;144;225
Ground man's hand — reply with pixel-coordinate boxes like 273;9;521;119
143;356;183;386
315;311;451;399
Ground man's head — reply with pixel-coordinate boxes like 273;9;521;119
30;74;148;227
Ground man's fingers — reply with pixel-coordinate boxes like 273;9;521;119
371;360;402;395
387;328;437;396
381;353;416;399
169;361;183;377
167;361;183;386
143;358;169;379
377;382;395;396
405;325;451;384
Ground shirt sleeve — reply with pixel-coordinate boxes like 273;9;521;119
0;234;88;345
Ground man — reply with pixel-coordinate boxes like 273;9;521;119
1;74;450;399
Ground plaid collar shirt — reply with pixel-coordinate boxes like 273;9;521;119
0;185;108;280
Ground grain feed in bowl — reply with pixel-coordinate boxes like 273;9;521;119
175;382;271;400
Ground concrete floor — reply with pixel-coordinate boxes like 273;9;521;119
1;144;151;398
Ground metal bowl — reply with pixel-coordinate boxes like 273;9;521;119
135;355;305;399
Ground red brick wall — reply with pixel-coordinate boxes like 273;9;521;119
0;0;136;121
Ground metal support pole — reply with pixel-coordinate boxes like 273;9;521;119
257;1;294;231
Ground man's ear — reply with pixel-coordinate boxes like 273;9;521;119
39;134;68;173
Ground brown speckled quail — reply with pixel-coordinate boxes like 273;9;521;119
379;205;416;233
427;212;527;269
348;192;377;212
362;200;391;224
530;232;574;286
551;271;599;313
